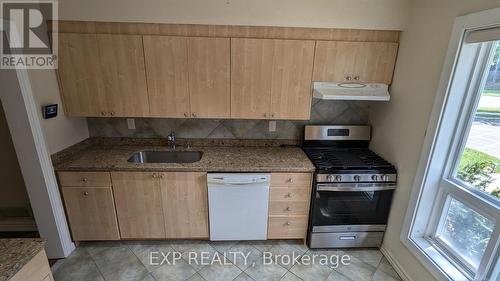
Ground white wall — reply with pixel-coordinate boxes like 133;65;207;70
28;69;88;154
369;1;500;281
59;0;410;30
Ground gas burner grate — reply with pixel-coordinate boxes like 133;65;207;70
303;148;393;171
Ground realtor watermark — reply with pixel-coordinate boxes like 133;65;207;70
150;250;351;269
1;0;58;69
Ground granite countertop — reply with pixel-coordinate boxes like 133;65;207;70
53;138;316;172
0;239;45;281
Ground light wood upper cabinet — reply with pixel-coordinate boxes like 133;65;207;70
231;38;314;120
111;172;165;239
58;33;107;117
270;40;315;120
143;36;190;118
231;38;274;119
161;172;209;239
313;41;398;84
96;34;150;117
187;37;230;118
142;36;230;118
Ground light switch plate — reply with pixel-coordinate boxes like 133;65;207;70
269;121;276;132
127;118;136;130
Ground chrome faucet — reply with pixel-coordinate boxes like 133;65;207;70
167;132;176;150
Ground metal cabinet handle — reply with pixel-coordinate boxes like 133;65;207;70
83;191;89;196
285;221;291;226
286;192;292;198
100;112;106;116
354;76;360;81
271;113;275;118
285;207;291;211
110;111;115;116
184;112;189;117
152;173;157;179
263;113;268;118
345;76;352;81
159;174;164;179
287;178;293;183
81;177;88;182
192;113;197;118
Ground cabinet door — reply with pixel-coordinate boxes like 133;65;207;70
231;38;273;119
270;40;314;120
313;41;398;84
97;34;150;117
161;172;209;239
231;38;314;120
143;36;190;118
58;33;107;117
188;37;230;118
61;186;120;241
111;172;165;239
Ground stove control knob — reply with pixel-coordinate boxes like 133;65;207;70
326;175;334;182
353;175;360;182
371;175;379;181
335;175;342;181
381;175;389;181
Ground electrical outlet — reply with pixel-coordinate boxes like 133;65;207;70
269;121;276;132
127;118;136;130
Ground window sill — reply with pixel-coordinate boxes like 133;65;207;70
403;236;470;281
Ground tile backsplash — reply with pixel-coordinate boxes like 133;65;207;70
88;100;369;140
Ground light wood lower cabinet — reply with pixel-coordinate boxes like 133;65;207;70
61;186;120;241
268;173;313;239
161;172;209;239
111;172;166;239
98;171;209;240
59;171;311;241
58;172;119;241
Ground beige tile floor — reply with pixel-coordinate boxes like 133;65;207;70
53;240;402;281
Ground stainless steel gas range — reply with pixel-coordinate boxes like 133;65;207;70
302;125;397;248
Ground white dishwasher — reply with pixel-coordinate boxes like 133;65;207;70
207;173;270;241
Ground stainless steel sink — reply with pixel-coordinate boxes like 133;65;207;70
127;150;203;163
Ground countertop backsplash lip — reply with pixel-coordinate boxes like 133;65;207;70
52;137;315;173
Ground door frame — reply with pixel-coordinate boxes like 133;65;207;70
0;20;75;258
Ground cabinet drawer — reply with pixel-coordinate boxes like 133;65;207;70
61;186;120;241
271;173;312;187
268;216;308;239
270;187;311;202
58;172;111;187
269;201;309;216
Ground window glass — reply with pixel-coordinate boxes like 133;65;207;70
435;197;495;270
457;41;500;201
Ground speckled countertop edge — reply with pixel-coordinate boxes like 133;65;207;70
0;239;45;281
52;138;315;173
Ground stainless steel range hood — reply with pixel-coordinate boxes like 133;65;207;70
313;82;390;101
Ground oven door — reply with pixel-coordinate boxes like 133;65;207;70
311;183;395;231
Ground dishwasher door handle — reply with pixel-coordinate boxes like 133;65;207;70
208;177;270;185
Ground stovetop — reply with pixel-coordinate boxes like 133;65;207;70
303;147;396;172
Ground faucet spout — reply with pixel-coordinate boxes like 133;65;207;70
167;132;176;150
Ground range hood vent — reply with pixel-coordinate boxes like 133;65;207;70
313;82;390;101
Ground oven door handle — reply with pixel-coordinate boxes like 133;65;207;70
316;183;396;192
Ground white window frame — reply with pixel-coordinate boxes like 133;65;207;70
401;7;500;281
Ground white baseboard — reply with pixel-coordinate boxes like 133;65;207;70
380;246;414;281
0;217;37;232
